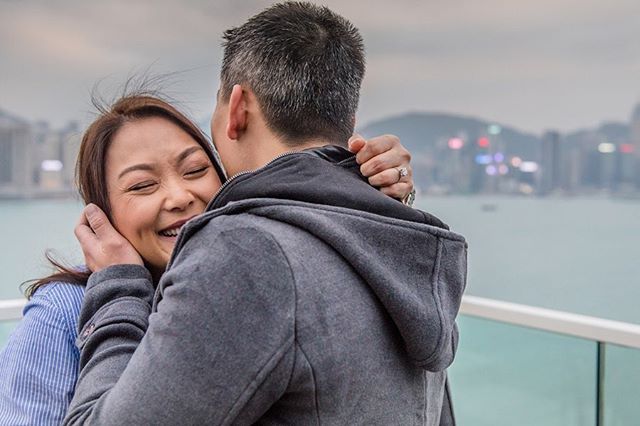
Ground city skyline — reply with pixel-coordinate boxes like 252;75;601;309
1;0;640;134
2;99;638;199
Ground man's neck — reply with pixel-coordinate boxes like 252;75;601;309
233;137;332;175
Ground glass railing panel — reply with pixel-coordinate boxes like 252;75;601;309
448;315;596;426
603;343;640;425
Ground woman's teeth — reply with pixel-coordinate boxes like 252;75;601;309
159;226;182;237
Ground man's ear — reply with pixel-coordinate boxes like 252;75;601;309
226;84;247;140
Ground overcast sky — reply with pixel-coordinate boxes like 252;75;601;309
1;0;639;134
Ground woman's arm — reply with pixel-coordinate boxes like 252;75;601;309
0;283;83;425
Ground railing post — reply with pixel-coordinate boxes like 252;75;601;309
596;341;605;426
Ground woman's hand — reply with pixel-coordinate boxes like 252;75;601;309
74;204;143;273
349;134;413;200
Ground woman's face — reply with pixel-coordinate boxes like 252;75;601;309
105;116;221;275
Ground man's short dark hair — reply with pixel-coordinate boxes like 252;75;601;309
220;1;365;146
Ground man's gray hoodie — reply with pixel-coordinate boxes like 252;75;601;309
64;146;467;425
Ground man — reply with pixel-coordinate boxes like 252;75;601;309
64;3;466;425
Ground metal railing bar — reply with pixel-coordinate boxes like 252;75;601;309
2;295;640;349
460;295;640;349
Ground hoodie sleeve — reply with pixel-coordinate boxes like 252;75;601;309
64;225;297;426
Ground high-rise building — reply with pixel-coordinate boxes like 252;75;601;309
629;103;640;189
60;122;81;188
540;130;562;194
631;104;640;153
0;109;33;195
564;146;584;193
32;121;57;187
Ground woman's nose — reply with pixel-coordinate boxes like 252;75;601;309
164;181;195;211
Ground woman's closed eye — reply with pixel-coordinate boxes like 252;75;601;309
184;165;210;177
128;181;157;192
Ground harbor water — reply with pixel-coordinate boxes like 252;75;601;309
2;196;639;323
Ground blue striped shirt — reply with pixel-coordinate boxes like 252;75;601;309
0;282;84;426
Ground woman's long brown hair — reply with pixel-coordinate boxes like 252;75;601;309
24;90;225;298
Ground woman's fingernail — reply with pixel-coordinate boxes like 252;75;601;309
85;204;97;216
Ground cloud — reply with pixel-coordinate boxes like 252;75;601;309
1;0;639;132
2;13;134;70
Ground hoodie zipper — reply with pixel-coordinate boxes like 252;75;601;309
209;150;302;204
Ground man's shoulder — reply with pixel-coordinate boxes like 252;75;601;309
167;212;297;300
175;210;294;262
190;207;291;242
203;209;265;228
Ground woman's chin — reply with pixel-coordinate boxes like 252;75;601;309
144;235;179;271
158;236;178;256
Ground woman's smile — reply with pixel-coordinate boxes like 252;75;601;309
157;217;194;238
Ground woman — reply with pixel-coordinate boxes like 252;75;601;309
0;93;414;425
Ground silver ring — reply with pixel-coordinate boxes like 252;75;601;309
397;167;408;183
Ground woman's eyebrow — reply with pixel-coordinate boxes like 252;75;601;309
175;146;204;165
117;147;204;179
118;164;154;179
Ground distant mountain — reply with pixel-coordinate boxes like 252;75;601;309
358;112;542;160
199;111;542;159
197;110;633;161
564;121;630;149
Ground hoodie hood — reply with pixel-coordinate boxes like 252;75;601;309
176;146;468;371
